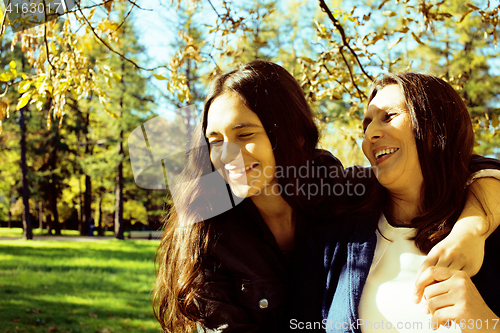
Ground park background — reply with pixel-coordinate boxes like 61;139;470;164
0;0;500;332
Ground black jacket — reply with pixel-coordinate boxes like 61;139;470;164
195;152;500;332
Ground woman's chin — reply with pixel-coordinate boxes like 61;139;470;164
228;184;252;198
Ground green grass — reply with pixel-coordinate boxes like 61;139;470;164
0;229;162;332
0;227;116;238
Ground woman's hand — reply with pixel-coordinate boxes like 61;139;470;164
415;266;500;332
414;220;486;303
415;177;500;303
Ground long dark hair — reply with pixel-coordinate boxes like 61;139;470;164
153;61;319;331
368;73;474;253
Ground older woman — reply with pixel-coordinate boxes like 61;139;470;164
309;73;500;333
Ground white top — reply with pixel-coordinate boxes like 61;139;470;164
358;215;461;333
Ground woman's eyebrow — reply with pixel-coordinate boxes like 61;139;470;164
232;123;262;130
206;123;262;137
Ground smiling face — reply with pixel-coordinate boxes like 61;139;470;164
205;93;277;198
362;84;423;194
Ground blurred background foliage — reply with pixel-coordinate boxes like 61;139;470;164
0;0;499;238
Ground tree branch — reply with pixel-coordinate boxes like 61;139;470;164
338;47;366;100
0;0;9;37
114;3;135;33
318;0;373;82
43;0;62;73
75;2;169;72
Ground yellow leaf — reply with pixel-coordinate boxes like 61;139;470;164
0;72;13;82
104;20;119;31
88;8;96;20
492;114;499;128
17;92;32;110
377;0;390;10
104;0;113;13
105;109;120;119
18;81;31;93
50;42;57;54
382;11;397;17
84;42;93;51
36;100;44;110
411;32;425;45
113;73;121;82
466;3;479;10
9;61;16;69
153;74;168;80
388;37;403;50
299;57;315;64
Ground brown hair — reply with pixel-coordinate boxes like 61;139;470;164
367;73;474;253
153;61;319;331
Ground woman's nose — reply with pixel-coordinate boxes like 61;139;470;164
220;142;241;164
365;122;383;143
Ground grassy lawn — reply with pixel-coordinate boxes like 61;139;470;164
0;228;116;238
0;228;162;332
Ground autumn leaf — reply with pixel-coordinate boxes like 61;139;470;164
153;74;168;80
104;0;113;13
0;72;14;82
88;8;96;20
382;11;397;17
17;91;33;110
18;80;32;94
377;0;390;10
388;37;403;50
466;3;480;10
411;32;425;45
492;113;499;128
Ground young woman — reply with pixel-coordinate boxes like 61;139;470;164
153;62;500;332
315;73;500;332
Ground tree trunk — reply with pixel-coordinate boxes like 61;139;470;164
46;214;53;235
48;183;61;235
48;127;61;236
114;131;124;240
38;201;43;231
96;194;103;236
83;112;92;236
8;194;12;228
114;60;125;240
78;176;83;234
20;106;32;240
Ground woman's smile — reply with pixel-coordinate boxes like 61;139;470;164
373;147;400;164
225;162;260;181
